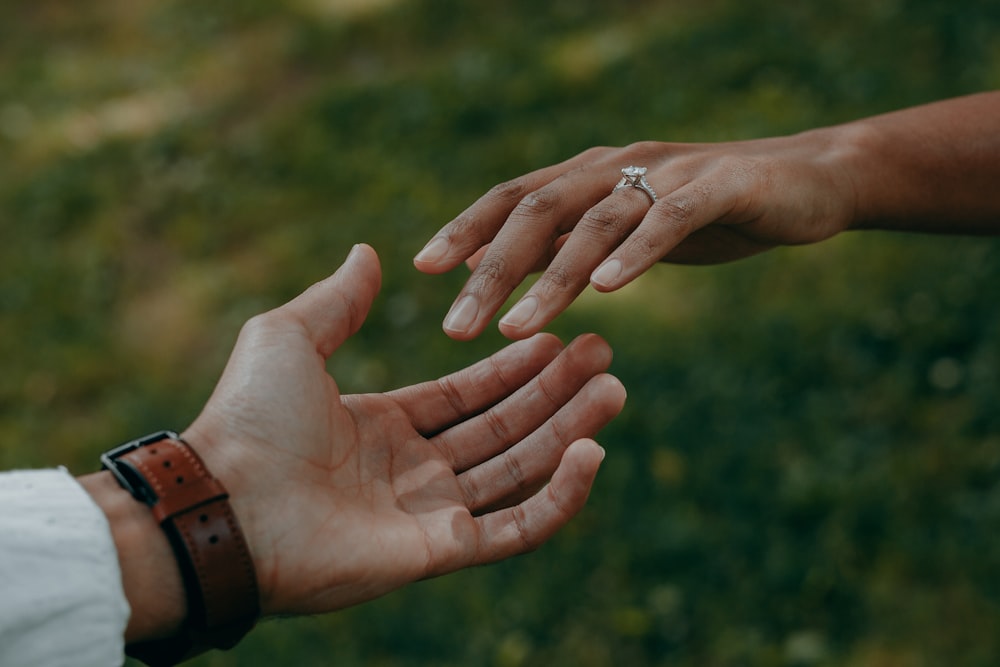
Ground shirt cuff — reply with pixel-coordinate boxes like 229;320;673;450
0;468;131;667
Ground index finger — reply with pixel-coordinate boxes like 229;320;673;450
438;160;621;341
385;333;565;435
413;147;610;275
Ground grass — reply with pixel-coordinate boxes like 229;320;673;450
2;1;1000;664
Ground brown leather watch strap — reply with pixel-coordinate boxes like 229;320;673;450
101;431;259;666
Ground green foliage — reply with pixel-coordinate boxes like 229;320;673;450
2;0;999;664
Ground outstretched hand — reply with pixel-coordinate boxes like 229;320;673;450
185;244;626;617
416;93;1000;342
413;134;857;341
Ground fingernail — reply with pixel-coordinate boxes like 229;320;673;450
443;295;479;334
415;237;450;264
598;445;607;461
591;259;622;288
500;295;538;330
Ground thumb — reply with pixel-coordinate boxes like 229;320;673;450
281;243;382;357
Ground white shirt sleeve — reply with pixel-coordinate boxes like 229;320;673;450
0;468;130;667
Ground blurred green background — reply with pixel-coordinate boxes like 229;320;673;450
3;0;1000;665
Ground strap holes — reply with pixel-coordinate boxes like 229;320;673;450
163;460;172;468
176;475;184;484
209;535;219;545
199;514;208;523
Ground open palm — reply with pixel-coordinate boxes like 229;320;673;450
184;244;625;617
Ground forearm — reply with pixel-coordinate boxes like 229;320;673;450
78;471;187;644
833;91;1000;234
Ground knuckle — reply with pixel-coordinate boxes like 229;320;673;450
345;292;363;328
329;289;364;338
579;145;615;161
464;256;511;298
547;482;572;521
546;412;569;452
511;505;536;551
483;408;512;445
486;177;530;205
659;195;697;228
537;264;576;292
626;228;661;262
438;375;469;418
487;354;515;393
717;153;755;175
467;255;509;292
512;188;560;221
460;472;482;508
623;140;660;158
579;202;632;237
503;452;529;493
534;369;564;409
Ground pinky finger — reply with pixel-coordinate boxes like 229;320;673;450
472;438;605;564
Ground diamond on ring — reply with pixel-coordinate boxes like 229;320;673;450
613;165;658;203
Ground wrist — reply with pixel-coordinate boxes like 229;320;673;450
95;431;261;664
78;471;187;643
823;96;1000;235
823;119;892;231
179;423;277;615
791;122;872;234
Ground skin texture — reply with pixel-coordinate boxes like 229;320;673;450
414;91;1000;341
82;244;626;643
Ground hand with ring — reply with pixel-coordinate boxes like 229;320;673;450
413;92;1000;341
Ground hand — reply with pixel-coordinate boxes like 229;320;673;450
413;132;859;340
184;244;626;617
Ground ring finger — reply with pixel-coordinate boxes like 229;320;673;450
497;166;670;339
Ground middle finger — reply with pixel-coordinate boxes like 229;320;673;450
432;333;613;472
441;164;621;340
497;181;654;339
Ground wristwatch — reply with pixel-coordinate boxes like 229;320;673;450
101;430;260;666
